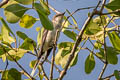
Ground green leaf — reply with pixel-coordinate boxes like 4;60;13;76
19;14;37;29
55;48;78;68
0;17;15;38
55;42;78;68
96;47;118;64
1;41;12;48
1;0;18;8
85;53;95;74
93;16;107;26
62;16;71;28
14;0;35;5
40;0;50;15
114;70;120;80
34;3;53;30
105;0;120;16
2;68;21;80
66;9;78;27
29;60;36;68
94;41;102;49
63;29;77;41
1;26;15;44
4;4;29;23
7;49;27;61
108;31;120;50
0;45;11;57
84;19;102;35
19;38;37;51
39;74;44;80
55;48;63;65
16;31;28;40
58;42;74;49
1;70;9;80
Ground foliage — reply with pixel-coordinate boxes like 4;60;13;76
0;0;120;80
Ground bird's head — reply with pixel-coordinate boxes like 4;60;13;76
52;12;65;28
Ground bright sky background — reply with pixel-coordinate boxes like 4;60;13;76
0;0;120;80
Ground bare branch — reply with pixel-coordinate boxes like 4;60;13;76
39;65;49;80
1;47;34;80
85;47;105;63
0;0;9;8
58;1;101;80
49;29;60;80
102;70;120;79
46;59;61;73
100;0;107;12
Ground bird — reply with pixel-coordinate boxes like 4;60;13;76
31;12;65;77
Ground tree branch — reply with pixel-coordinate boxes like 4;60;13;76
0;0;9;8
1;47;34;80
58;1;101;80
102;70;120;79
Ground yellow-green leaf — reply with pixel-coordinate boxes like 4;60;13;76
4;4;29;23
108;31;120;50
1;0;18;8
19;38;37;52
85;53;95;74
19;14;37;29
2;68;21;80
14;0;35;5
62;29;77;41
29;60;36;68
7;49;27;61
0;17;15;38
16;31;28;40
1;26;15;44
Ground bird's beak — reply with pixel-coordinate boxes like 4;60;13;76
62;12;65;15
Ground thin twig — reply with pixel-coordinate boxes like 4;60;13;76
102;70;120;79
32;41;38;57
0;0;9;8
49;30;60;80
27;51;37;56
2;47;34;80
98;16;115;80
40;65;49;80
85;47;105;63
58;1;101;80
46;59;61;73
48;4;61;14
99;9;120;15
31;30;48;77
2;56;9;78
100;0;107;12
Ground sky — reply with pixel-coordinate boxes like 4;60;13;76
0;0;120;80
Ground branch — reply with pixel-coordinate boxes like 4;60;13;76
49;29;60;80
0;0;9;8
39;65;49;80
98;16;114;79
100;0;107;12
48;4;61;14
102;70;120;79
85;47;105;63
58;1;101;80
1;47;34;80
46;59;61;73
31;30;48;77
